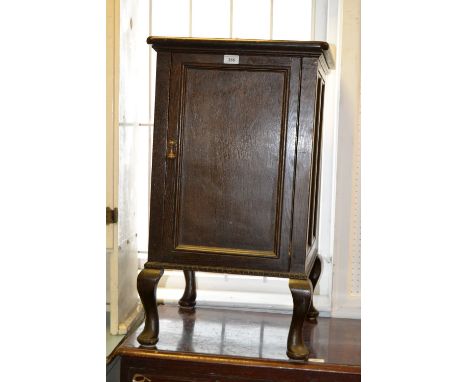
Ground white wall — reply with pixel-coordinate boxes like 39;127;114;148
331;0;361;318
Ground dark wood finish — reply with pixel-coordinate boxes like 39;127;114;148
179;270;197;309
308;77;325;249
174;59;287;253
124;357;358;382
290;57;320;276
146;37;335;70
147;39;331;278
148;51;171;258
136;269;164;346
155;53;300;274
141;37;334;359
114;305;360;382
307;256;323;322
287;279;312;359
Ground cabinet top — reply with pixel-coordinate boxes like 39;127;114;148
147;37;335;70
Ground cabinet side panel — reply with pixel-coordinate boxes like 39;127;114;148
290;58;319;274
148;52;171;260
308;77;325;248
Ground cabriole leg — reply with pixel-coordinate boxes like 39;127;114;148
137;268;164;346
307;256;322;322
179;270;197;309
287;278;312;360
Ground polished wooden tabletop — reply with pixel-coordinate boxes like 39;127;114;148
114;305;360;372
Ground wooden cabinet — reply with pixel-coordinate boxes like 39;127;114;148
137;37;334;360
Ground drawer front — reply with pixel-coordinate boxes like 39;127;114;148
128;370;271;382
125;364;360;382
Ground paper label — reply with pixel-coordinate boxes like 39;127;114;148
223;54;239;64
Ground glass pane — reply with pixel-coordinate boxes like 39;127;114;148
272;0;312;40
192;0;230;38
232;0;271;39
152;0;190;36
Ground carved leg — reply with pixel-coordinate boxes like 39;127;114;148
179;270;197;309
287;278;312;360
307;256;322;322
137;268;164;346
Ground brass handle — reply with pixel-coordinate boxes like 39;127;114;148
167;139;177;159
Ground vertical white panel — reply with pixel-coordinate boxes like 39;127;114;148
152;0;190;37
120;0;150;251
107;0;117;250
119;0;149;123
135;2;150;124
349;135;361;297
192;0;230;38
316;0;342;301
149;50;157;122
132;0;151;255
314;0;328;40
109;0;121;328
232;0;271;39
135;127;150;253
325;0;339;43
272;0;312;40
331;0;360;318
106;249;111;308
115;120;139;333
310;0;316;39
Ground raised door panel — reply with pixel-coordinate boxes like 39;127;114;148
178;66;284;254
157;53;300;272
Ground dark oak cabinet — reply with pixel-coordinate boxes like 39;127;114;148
138;37;334;360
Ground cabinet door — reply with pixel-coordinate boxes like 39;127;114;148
154;53;300;273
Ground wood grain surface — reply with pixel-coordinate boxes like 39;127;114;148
153;53;302;274
177;66;285;253
115;305;360;381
